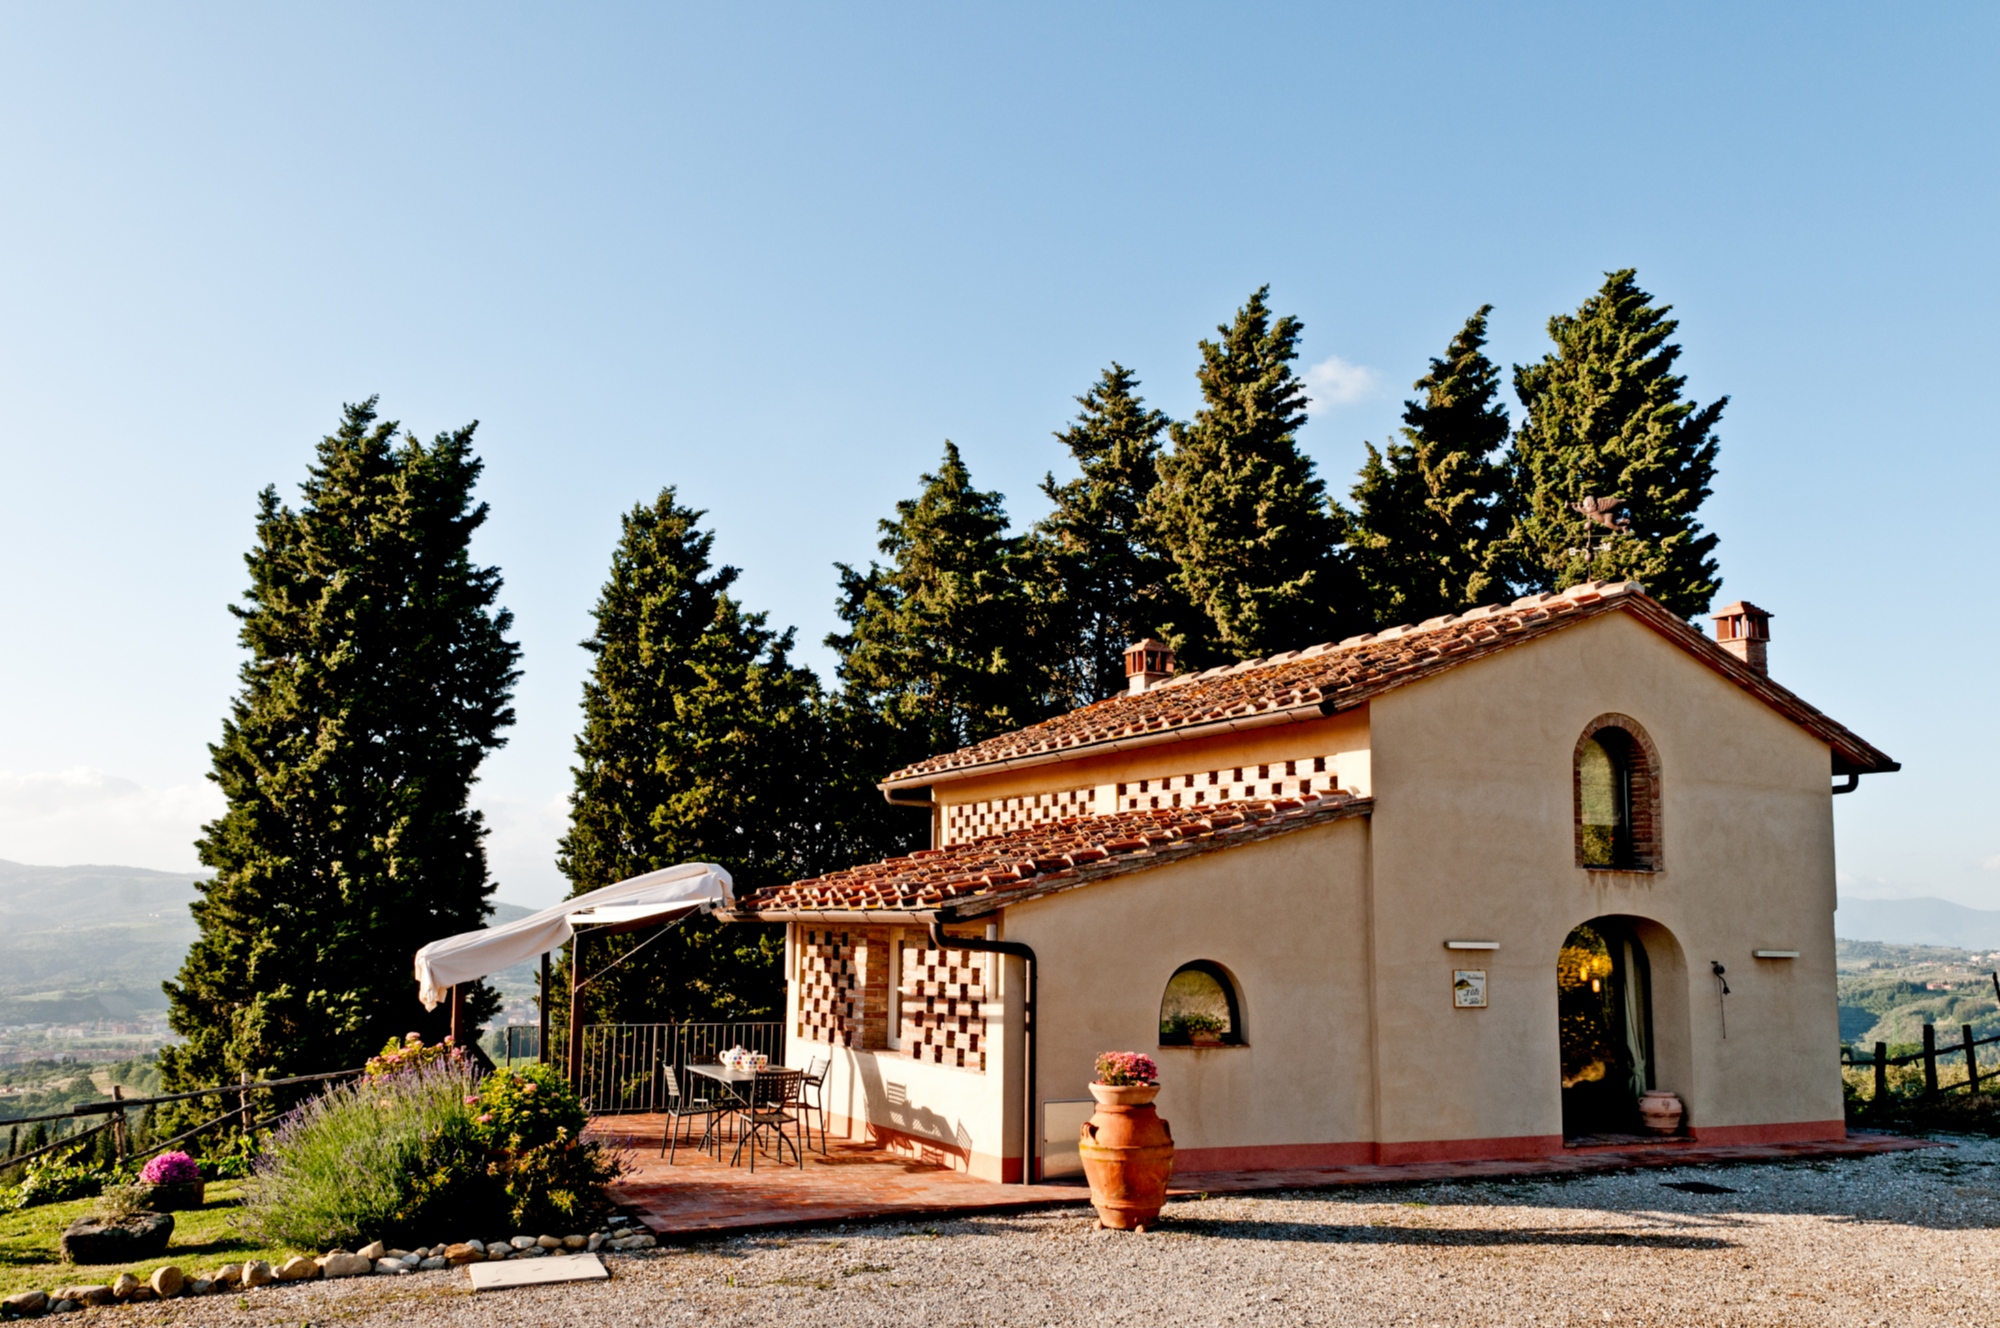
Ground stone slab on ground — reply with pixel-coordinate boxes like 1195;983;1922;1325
465;1252;608;1292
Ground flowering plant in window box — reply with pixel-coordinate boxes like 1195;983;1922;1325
1170;1013;1228;1046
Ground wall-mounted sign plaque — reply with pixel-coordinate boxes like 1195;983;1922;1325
1453;969;1487;1008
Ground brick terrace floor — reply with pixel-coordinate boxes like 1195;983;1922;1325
588;1114;1937;1239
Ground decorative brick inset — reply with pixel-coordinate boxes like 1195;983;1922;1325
1111;756;1342;813
942;787;1094;845
797;927;890;1050
900;940;988;1072
936;756;1348;846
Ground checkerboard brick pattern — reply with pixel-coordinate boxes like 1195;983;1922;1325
797;928;889;1050
900;940;987;1071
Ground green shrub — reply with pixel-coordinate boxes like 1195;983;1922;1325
244;1052;624;1246
497;1137;622;1231
241;1062;491;1247
472;1065;587;1151
470;1065;620;1231
8;1157;107;1210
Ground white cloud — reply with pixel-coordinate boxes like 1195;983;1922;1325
0;768;222;872
1303;354;1383;412
1981;852;2000;871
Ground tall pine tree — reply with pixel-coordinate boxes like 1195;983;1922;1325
1507;270;1724;616
162;399;519;1094
1143;286;1361;665
556;489;826;1027
1342;306;1511;625
1025;364;1176;707
830;442;1041;764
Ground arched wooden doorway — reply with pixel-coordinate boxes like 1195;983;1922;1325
1558;918;1654;1139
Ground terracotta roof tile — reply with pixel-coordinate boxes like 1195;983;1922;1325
736;793;1372;919
883;581;1897;785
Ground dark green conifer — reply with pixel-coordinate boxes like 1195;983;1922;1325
1143;287;1361;664
1507;270;1725;616
555;489;825;1027
829;442;1039;764
1343;306;1511;625
1026;364;1176;706
161;399;519;1095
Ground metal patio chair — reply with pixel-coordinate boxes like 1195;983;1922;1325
798;1054;831;1154
730;1068;805;1172
657;1063;727;1164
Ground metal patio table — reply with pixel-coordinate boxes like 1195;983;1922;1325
685;1063;761;1160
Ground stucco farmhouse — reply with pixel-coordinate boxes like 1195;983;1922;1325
730;579;1897;1181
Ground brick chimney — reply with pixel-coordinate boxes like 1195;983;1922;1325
1711;601;1772;676
1124;638;1175;695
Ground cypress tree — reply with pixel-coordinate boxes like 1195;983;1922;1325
1025;364;1176;707
1507;270;1725;616
161;399;519;1095
556;489;825;1028
830;442;1039;764
1343;306;1511;625
1142;286;1360;665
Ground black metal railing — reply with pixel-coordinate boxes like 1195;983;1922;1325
576;1022;784;1115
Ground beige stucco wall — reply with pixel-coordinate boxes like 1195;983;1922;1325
1008;817;1378;1170
1365;609;1843;1150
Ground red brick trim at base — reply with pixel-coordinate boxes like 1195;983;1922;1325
827;1112;1018;1184
1375;1135;1569;1166
1685;1119;1845;1147
829;1116;1846;1181
1172;1141;1378;1172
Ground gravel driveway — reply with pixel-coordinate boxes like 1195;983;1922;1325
110;1136;2000;1327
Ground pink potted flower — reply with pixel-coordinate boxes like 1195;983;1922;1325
1078;1052;1174;1231
136;1151;205;1210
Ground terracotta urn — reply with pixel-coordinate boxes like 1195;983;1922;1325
1638;1090;1684;1135
1078;1082;1174;1230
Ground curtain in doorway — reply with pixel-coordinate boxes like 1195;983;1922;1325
1621;939;1650;1097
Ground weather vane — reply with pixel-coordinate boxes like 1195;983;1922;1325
1567;494;1630;560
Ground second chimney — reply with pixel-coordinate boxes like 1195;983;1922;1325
1712;601;1772;676
1125;638;1175;694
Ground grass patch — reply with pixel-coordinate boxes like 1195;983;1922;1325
0;1181;315;1299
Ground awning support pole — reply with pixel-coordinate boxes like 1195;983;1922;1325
567;930;587;1088
539;952;551;1065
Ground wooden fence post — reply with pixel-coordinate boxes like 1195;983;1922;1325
1965;1025;1980;1095
110;1086;127;1166
239;1072;252;1134
1923;1024;1939;1097
1873;1042;1889;1116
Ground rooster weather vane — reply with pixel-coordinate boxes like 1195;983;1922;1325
1567;494;1630;559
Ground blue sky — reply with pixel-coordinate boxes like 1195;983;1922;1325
1;4;1993;910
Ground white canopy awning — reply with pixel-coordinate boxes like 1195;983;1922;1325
414;863;734;1010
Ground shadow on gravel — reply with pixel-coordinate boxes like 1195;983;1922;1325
1160;1148;2000;1233
1152;1219;1735;1250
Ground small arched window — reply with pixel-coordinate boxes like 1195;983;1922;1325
1158;961;1243;1046
1574;716;1660;871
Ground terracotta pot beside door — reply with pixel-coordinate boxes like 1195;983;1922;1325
1078;1083;1175;1230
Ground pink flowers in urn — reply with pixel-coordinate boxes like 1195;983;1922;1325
140;1151;200;1185
1094;1052;1159;1087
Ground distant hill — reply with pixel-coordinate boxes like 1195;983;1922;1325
0;858;538;1010
1836;896;2000;951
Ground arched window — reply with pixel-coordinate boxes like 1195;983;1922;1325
1158;961;1243;1046
1574;716;1660;871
